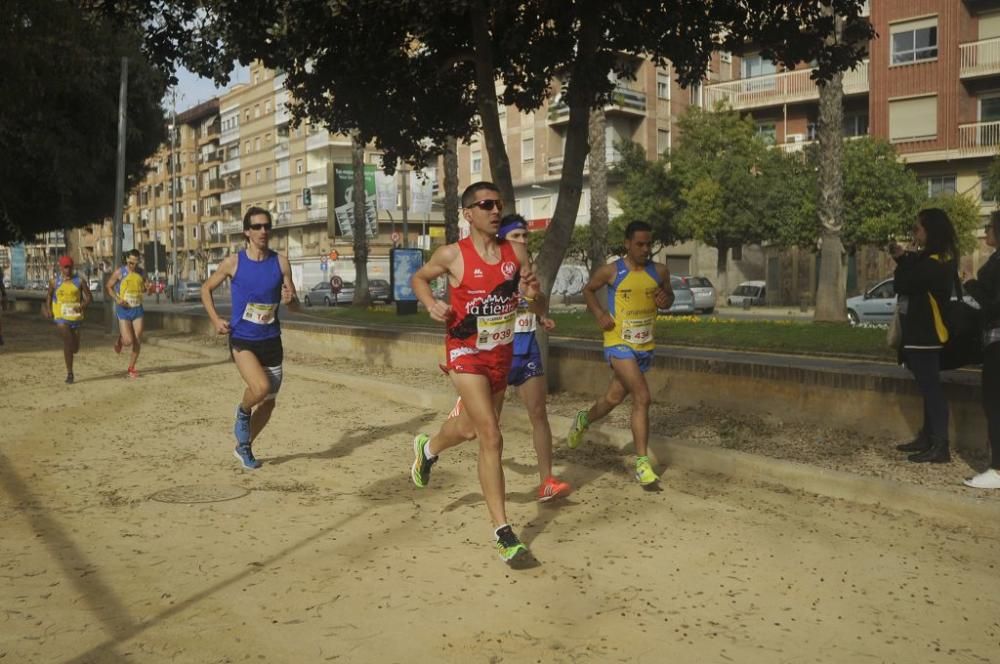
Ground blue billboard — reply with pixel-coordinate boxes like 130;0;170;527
391;248;423;302
10;243;26;287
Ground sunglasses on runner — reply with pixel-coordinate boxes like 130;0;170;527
466;199;503;212
249;223;272;231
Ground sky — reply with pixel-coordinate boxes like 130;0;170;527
163;64;249;111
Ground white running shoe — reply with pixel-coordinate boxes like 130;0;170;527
963;469;1000;489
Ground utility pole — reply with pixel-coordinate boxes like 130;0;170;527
401;167;409;248
111;57;128;334
170;90;179;303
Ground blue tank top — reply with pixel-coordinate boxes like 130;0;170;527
230;250;283;341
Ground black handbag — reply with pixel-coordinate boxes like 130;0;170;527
940;271;983;370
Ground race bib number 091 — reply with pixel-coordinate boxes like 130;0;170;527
243;303;277;325
620;317;654;344
515;312;537;334
476;311;516;350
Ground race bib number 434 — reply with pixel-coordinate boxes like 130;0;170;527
243;303;277;325
476;311;516;350
620;317;654;344
61;303;82;320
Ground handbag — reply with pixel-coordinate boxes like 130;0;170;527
886;307;902;349
940;271;983;370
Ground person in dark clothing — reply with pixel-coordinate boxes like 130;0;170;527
962;211;1000;488
891;208;959;463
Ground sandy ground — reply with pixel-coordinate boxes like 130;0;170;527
2;312;1000;664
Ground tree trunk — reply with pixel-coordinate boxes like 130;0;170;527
444;136;461;244
534;15;600;296
351;131;371;306
716;242;729;297
813;15;847;322
469;0;514;212
588;107;609;272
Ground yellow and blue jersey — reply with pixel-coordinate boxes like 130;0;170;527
51;275;83;322
118;267;145;307
603;259;659;352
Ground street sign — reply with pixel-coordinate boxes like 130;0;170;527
391;232;401;244
330;275;343;294
320;257;328;272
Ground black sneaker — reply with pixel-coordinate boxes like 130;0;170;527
65;372;74;385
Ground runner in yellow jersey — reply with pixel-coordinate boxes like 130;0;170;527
106;249;147;378
42;255;92;384
567;221;673;485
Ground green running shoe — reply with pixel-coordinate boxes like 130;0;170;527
635;456;658;486
567;409;589;449
495;525;528;564
411;434;437;488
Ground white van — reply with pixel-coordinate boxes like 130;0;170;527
726;280;766;306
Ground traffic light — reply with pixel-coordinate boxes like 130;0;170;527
303;188;312;207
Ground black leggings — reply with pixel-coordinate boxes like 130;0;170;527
904;350;949;442
982;344;1000;469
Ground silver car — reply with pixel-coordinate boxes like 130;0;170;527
659;275;696;315
681;275;717;313
846;278;895;326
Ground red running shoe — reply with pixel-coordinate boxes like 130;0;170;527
537;476;571;502
127;367;139;379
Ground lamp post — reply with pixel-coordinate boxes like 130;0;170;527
169;89;179;302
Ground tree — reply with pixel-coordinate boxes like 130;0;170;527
611;140;685;250
670;106;778;293
0;0;167;243
587;108;609;272
118;0;872;299
443;137;461;244
921;193;981;257
350;131;371;306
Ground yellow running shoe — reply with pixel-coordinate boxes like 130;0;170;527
411;434;437;488
635;456;658;486
567;409;589;449
495;525;529;564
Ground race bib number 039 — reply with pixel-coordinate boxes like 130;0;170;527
243;303;277;325
476;311;516;350
620;317;654;344
515;312;537;334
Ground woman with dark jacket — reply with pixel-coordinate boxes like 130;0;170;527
891;208;959;463
961;211;1000;488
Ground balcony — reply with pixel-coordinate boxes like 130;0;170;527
220;127;239;144
546;150;622;176
220;189;242;206
222;220;243;234
548;85;646;125
274;142;290;160
306;129;330;151
203;178;225;194
204;205;222;217
197;126;220;145
275;176;291;194
960;37;1000;79
306;169;327;187
220;156;241;176
958;120;1000;155
307;206;329;222
703;60;869;110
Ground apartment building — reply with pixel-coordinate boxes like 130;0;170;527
699;1;1000;301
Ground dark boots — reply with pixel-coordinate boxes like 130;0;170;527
896;430;930;453
907;436;950;463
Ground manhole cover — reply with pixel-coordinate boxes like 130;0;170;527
149;485;250;504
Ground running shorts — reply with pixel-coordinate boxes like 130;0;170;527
115;305;144;321
230;336;284;399
447;351;511;394
508;352;544;387
604;344;654;374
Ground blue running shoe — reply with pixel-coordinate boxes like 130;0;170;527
233;445;261;470
234;405;251;446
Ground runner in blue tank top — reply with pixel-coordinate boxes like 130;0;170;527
201;207;300;469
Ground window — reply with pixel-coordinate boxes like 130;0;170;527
656;72;670;100
807;121;819;141
891;18;938;64
742;54;776;79
254;104;261;118
657;128;670;155
255;169;261;184
244;140;251;154
982;172;997;203
265;101;272;114
278;199;290;212
295;194;302;209
192;225;199;239
732;245;744;261
245;109;251;123
921;175;956;197
265;132;271;144
265;167;272;181
296;159;304;174
471;149;482;173
253;72;260;85
254;137;260;151
191;202;197;214
522;136;534;162
244;172;251;185
755;122;777;145
522;111;535;128
889;96;937;142
843;112;869;137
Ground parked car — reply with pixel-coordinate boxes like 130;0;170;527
845;277;979;326
303;280;355;306
680;275;717;313
659;275;696;315
368;279;392;304
846;278;896;326
726;280;767;307
175;281;202;302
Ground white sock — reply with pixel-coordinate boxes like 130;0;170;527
423;441;437;460
495;524;510;539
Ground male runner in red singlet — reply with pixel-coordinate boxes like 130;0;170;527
410;181;541;566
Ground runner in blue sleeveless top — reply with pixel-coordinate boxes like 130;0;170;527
201;207;300;469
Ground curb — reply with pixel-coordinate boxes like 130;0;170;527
144;335;1000;527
